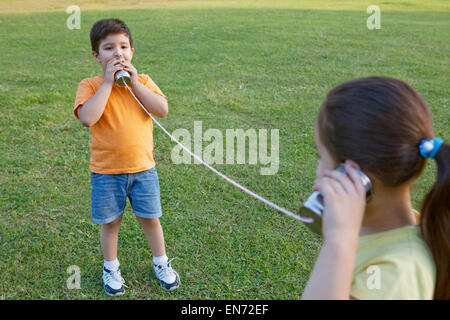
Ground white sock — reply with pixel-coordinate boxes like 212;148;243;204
153;255;168;266
104;258;120;271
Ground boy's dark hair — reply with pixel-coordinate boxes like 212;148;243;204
90;18;133;53
318;76;450;300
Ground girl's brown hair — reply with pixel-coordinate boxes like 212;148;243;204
318;76;449;299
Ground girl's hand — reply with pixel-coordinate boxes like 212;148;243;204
315;161;367;242
120;60;139;86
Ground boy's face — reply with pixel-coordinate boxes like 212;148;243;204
92;32;134;71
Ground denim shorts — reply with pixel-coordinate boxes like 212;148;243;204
90;167;162;224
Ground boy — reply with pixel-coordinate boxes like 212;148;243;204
74;18;179;296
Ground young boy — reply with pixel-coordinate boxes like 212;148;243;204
73;18;179;296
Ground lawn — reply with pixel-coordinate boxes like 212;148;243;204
0;0;448;299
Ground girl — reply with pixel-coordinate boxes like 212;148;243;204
301;77;449;299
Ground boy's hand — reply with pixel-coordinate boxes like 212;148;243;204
104;57;126;86
315;161;366;242
120;60;139;86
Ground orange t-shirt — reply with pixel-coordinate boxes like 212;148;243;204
73;74;167;174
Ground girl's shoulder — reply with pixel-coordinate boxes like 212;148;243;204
351;225;436;299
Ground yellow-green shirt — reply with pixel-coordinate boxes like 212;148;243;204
351;225;436;299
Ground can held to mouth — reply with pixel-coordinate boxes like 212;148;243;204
115;70;131;86
297;163;373;235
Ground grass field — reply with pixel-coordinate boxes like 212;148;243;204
0;0;448;299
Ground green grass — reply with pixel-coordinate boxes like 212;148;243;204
0;1;448;299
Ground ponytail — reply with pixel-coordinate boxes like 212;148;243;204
319;77;449;299
420;142;450;300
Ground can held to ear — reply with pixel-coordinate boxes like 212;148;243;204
297;163;373;235
115;70;131;86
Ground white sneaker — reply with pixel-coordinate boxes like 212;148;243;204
103;266;127;296
153;258;180;291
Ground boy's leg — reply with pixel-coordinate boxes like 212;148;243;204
100;215;127;296
129;168;179;290
129;167;165;256
91;172;127;261
100;215;123;261
91;172;128;296
135;216;165;257
135;215;180;290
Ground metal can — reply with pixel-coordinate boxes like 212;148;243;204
115;69;131;86
297;163;373;235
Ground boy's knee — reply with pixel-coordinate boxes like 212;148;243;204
136;215;160;225
103;215;123;227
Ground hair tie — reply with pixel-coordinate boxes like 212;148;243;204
419;137;443;159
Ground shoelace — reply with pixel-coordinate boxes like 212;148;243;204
105;268;129;288
155;258;178;279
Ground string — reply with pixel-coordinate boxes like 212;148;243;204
123;82;313;223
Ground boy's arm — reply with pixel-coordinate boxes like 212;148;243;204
77;82;113;127
121;61;168;118
77;57;124;127
130;82;169;118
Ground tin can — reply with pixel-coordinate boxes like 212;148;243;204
297;163;373;235
115;70;131;86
